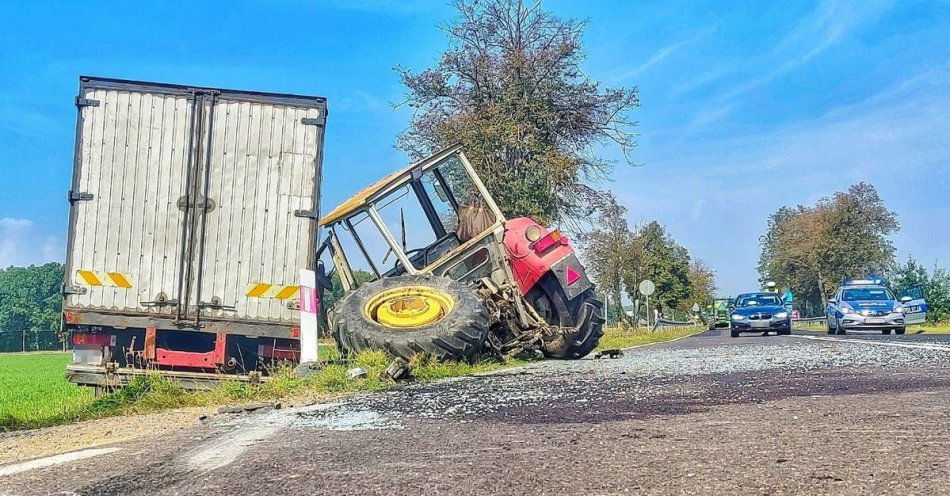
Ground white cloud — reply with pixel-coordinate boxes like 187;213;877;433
686;0;897;126
612;67;950;295
611;28;715;83
0;217;63;267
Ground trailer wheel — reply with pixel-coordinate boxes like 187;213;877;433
527;274;605;359
333;275;490;362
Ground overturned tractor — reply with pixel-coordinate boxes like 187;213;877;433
316;146;604;362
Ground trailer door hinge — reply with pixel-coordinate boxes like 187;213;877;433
300;117;323;126
68;190;94;202
75;97;100;108
294;209;318;220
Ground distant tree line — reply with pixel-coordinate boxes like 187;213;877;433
0;263;63;351
0;263;63;332
582;197;715;325
758;182;947;322
891;257;950;323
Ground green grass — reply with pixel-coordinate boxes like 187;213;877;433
0;325;708;433
0;352;94;430
0;348;522;432
596;325;704;351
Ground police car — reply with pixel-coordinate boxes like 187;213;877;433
826;278;911;335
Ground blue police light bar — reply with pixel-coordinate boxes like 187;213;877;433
842;277;884;286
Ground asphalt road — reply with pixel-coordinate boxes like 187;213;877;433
3;328;949;495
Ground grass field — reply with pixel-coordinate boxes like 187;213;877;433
0;347;522;432
0;352;93;430
596;325;704;350
0;326;704;432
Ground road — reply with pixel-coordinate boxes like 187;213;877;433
2;329;949;495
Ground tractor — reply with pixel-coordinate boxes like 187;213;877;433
314;145;605;362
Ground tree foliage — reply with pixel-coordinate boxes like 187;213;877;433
0;263;63;331
579;196;634;323
623;221;692;313
683;260;717;314
891;257;950;323
397;0;639;225
584;213;702;323
758;182;899;315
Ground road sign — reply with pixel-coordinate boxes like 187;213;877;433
638;280;656;296
691;303;700;313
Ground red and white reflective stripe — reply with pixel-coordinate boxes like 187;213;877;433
299;286;320;314
298;269;319;363
71;332;115;347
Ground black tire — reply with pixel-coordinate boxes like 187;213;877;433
730;328;740;338
895;327;906;335
526;274;604;359
827;317;835;334
779;327;791;335
333;274;490;362
882;329;892;335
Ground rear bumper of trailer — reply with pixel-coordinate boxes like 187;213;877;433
66;364;267;391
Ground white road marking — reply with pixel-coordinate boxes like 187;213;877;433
187;403;343;473
0;447;121;477
187;413;289;473
791;334;950;352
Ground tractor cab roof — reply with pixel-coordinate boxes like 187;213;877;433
319;144;463;227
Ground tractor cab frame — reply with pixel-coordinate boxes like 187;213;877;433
316;145;558;357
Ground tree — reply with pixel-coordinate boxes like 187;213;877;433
0;263;63;331
682;260;716;314
623;221;692;317
397;0;639;226
759;182;899;314
892;257;950;323
580;196;634;324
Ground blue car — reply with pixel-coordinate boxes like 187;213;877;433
826;279;910;335
729;292;792;337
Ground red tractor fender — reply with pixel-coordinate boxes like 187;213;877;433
503;217;580;295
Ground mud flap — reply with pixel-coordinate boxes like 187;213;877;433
551;253;593;301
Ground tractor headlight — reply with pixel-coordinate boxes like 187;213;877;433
774;311;788;319
525;225;542;242
731;314;744;321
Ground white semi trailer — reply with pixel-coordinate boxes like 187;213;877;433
62;77;327;389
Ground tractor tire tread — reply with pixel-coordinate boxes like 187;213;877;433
332;274;490;363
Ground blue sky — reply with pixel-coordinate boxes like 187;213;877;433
0;0;947;296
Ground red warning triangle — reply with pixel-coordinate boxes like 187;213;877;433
566;266;580;285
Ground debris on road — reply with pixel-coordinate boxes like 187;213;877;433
217;402;282;415
294;361;321;378
594;349;624;359
381;358;411;382
346;367;369;380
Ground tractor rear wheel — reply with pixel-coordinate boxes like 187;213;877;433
333;274;490;363
527;274;605;359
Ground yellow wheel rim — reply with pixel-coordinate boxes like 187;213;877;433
363;286;455;329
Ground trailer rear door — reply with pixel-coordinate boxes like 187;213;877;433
64;77;326;331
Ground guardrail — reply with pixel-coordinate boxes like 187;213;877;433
652;318;696;331
792;317;826;323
